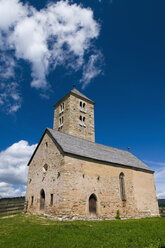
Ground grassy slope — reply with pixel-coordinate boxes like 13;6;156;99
0;214;165;248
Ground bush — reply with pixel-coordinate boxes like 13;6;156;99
116;209;120;219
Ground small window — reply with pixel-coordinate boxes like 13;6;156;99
50;194;53;205
119;172;126;201
79;115;86;127
43;164;48;173
60;102;64;113
80;101;86;113
31;196;34;205
59;116;64;129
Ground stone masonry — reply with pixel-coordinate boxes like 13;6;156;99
26;87;159;219
53;87;95;142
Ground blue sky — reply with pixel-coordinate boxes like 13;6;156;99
0;0;165;198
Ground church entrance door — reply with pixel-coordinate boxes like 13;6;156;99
40;189;45;213
89;194;97;216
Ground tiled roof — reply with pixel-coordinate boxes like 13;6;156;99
47;128;153;172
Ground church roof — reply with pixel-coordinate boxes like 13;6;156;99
44;128;153;173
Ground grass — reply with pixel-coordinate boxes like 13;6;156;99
0;214;165;248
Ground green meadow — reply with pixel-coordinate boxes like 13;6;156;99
0;214;165;248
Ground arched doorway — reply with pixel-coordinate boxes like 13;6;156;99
40;189;45;212
89;194;97;216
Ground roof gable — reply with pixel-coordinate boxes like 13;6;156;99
27;129;64;166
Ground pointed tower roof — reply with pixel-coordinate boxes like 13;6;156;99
70;85;95;104
54;85;95;107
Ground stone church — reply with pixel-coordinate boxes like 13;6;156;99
26;86;159;219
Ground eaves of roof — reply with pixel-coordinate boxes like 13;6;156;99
28;128;154;174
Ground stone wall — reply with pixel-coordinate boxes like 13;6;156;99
133;170;159;217
26;133;159;219
26;132;67;216
61;155;159;219
53;93;95;142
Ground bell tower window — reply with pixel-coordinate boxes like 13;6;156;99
60;102;64;114
79;115;86;127
59;116;64;130
53;85;95;142
80;101;86;113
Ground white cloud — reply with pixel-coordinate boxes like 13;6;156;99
0;182;25;198
0;0;28;31
81;51;103;88
0;54;15;79
145;160;165;199
0;82;22;113
0;140;37;197
0;0;102;111
155;167;165;199
157;191;165;199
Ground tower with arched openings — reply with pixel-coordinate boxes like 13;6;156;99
26;86;159;219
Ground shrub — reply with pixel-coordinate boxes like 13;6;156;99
116;210;121;219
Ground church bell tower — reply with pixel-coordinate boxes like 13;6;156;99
53;85;95;142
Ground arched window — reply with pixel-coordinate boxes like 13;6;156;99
79;115;86;127
119;172;126;201
60;103;64;112
80;101;86;113
59;116;64;129
40;189;45;212
89;194;97;216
